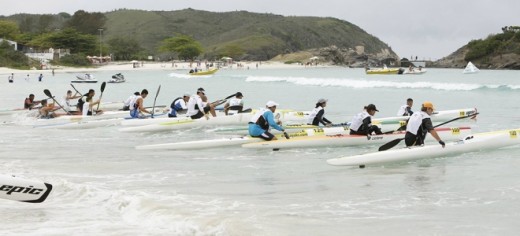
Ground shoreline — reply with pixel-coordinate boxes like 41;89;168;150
0;61;334;75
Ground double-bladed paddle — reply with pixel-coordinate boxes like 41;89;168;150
378;112;479;151
43;89;71;115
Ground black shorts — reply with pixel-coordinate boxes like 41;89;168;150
258;131;275;141
190;107;210;119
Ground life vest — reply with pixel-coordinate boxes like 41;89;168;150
307;106;323;124
250;109;270;130
406;111;430;135
349;111;370;132
170;97;183;110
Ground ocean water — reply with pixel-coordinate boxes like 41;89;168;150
1;66;520;235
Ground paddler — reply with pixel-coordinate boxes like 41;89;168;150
307;98;333;127
397;98;414;116
248;101;285;141
186;88;216;119
168;93;190;117
223;92;244;115
24;94;41;109
77;89;102;116
129;89;151;118
349;104;383;135
404;102;445;147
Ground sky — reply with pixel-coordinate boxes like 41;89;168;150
1;0;518;60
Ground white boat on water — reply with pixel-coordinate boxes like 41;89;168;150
107;73;125;83
463;61;480;74
120;110;311;133
327;128;520;167
72;73;97;83
403;67;427;75
214;108;478;135
242;127;471;150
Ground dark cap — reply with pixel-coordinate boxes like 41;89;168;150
366;104;379;112
134;91;140;95
236;92;243;97
197;87;205;92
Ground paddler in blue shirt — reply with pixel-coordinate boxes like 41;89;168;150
404;102;445;147
248;101;285;141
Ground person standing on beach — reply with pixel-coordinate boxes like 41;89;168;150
38;74;43;82
8;73;14;83
25;74;30;81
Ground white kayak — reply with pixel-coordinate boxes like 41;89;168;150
242;127;471;149
213;108;478;134
136;126;350;151
120;110;311;133
327;128;520;167
0;175;52;203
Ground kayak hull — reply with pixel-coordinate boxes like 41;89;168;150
327;128;520;167
242;127;471;149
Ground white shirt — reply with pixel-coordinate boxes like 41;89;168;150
307;106;323;124
397;104;412;116
406;111;430;135
228;97;243;107
349;111;371;132
124;95;136;107
186;95;205;116
129;95;141;111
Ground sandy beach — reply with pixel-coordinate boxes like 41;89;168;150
0;60;332;76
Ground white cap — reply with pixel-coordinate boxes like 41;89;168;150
183;93;191;97
317;98;328;104
266;101;279;108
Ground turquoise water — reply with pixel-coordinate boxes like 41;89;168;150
1;67;519;235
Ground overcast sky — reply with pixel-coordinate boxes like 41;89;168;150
2;0;518;60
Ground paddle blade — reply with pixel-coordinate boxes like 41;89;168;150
283;132;290;139
100;82;107;92
224;93;237;100
378;138;404;151
43;89;52;98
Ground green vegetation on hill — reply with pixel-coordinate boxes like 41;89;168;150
465;26;520;62
2;8;395;62
102;9;394;60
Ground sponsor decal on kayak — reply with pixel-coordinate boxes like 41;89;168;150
0;184;44;195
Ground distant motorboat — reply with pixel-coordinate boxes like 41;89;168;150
72;73;97;83
463;61;479;74
108;73;125;83
403;66;427;75
366;65;404;75
189;68;219;76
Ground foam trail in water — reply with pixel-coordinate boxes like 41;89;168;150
245;76;518;91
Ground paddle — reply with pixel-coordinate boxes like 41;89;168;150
95;82;106;112
151;85;161;118
43;89;71;115
70;83;82;97
211;93;238;107
378;113;479;151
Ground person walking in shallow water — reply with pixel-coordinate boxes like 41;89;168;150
8;73;14;83
38;74;43;82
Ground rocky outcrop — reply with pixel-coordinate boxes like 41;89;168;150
310;45;400;67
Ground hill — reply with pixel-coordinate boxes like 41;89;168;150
102;9;397;61
433;26;520;69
